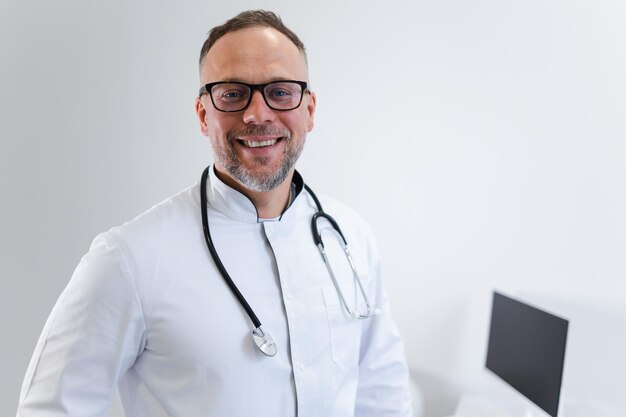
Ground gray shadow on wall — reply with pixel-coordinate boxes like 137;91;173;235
410;367;463;417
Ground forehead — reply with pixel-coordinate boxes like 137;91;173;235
201;26;308;84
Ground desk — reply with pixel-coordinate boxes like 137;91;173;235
443;393;522;417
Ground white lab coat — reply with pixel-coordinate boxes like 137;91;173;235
17;166;413;417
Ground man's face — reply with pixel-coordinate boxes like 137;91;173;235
196;26;316;192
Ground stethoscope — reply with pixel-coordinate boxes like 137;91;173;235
200;166;378;357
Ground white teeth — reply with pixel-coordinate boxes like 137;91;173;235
243;139;278;148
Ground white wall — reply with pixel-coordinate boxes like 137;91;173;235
2;1;625;416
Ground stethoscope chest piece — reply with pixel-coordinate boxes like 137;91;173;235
252;326;277;357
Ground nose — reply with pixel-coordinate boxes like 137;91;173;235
242;90;276;124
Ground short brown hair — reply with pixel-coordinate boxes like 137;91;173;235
199;10;307;70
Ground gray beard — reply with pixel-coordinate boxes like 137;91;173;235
211;125;305;192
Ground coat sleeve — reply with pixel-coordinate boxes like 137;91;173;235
354;250;414;417
16;233;146;417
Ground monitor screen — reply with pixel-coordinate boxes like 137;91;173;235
486;291;569;417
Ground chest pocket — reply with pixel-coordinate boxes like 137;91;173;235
322;285;362;373
316;223;366;372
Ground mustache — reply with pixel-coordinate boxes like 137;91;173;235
227;125;291;141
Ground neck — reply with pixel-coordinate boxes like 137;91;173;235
214;166;294;219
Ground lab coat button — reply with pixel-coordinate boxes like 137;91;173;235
297;363;306;372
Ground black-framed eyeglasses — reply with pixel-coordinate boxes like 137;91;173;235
199;80;309;112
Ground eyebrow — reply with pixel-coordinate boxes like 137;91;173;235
218;76;305;84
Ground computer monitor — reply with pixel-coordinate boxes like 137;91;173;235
485;291;569;417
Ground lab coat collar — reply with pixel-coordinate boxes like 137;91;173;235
205;165;305;224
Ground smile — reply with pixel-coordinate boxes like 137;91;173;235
241;139;280;148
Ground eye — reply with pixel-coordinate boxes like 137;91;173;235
212;84;250;102
266;88;293;98
221;89;248;100
266;83;300;103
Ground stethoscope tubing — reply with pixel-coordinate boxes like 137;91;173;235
199;166;375;356
200;168;331;331
200;167;262;329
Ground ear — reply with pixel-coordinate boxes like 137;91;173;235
195;97;209;136
306;91;317;132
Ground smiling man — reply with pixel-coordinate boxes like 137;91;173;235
17;10;413;417
196;21;315;218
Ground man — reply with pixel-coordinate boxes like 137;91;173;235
17;10;413;417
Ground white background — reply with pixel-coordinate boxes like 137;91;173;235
1;1;625;416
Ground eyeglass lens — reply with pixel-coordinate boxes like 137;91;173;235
210;81;304;112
